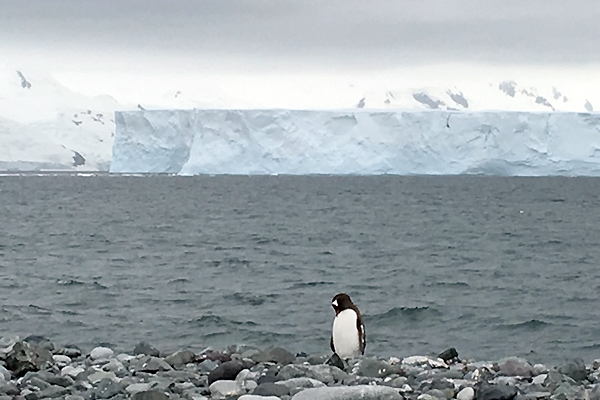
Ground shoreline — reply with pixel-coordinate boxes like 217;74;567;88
1;336;599;400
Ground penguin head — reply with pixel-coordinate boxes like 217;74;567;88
332;293;354;315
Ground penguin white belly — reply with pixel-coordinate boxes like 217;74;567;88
332;309;360;358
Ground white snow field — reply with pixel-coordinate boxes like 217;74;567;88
111;109;600;176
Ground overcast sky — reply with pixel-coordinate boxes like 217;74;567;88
1;0;599;103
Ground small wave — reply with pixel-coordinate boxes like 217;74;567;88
168;278;191;284
57;279;85;286
366;306;442;323
290;281;335;288
500;319;551;331
423;281;469;288
190;315;258;327
223;292;278;306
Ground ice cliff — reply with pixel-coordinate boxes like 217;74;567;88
111;109;600;176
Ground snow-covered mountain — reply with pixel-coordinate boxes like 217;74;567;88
0;66;598;172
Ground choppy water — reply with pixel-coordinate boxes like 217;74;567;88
1;175;600;365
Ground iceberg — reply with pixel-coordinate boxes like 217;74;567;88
111;109;600;176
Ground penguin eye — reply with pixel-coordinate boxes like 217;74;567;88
332;300;338;307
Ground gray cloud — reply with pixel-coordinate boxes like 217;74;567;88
1;0;599;70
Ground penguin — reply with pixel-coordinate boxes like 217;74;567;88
330;293;366;359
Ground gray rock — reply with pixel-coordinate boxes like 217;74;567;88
5;341;53;377
65;396;86;400
126;383;154;394
476;383;518;400
239;396;281;400
253;382;290;397
209;380;244;398
133;342;161;357
558;359;588;381
0;383;20;396
275;377;325;390
251;348;295;365
278;364;348;384
357;358;401;378
56;345;83;359
23;336;55;353
291;384;403;400
165;349;195;368
140;357;172;373
500;358;534;377
24;384;69;400
0;365;10;381
208;360;246;385
95;378;122;399
457;387;475;400
90;347;114;361
198;359;219;373
131;390;170;400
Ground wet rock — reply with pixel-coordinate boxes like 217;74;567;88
164;349;195;368
133;342;161;357
5;341;53;377
208;360;247;384
278;364;349;384
131;390;170;400
558;359;588;381
209;380;244;399
90;347;114;361
476;382;519;400
291;384;403;400
253;382;290;397
500;358;534;377
438;348;460;363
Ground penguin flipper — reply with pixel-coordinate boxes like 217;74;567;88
330;336;335;353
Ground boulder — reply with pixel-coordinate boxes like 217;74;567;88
5;341;52;377
208;360;246;384
133;342;161;357
165;349;196;368
476;383;518;400
558;359;588;381
90;347;114;361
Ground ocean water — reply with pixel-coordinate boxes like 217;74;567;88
1;175;599;365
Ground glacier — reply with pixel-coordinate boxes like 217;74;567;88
111;109;600;176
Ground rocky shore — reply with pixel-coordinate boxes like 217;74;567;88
1;335;599;400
